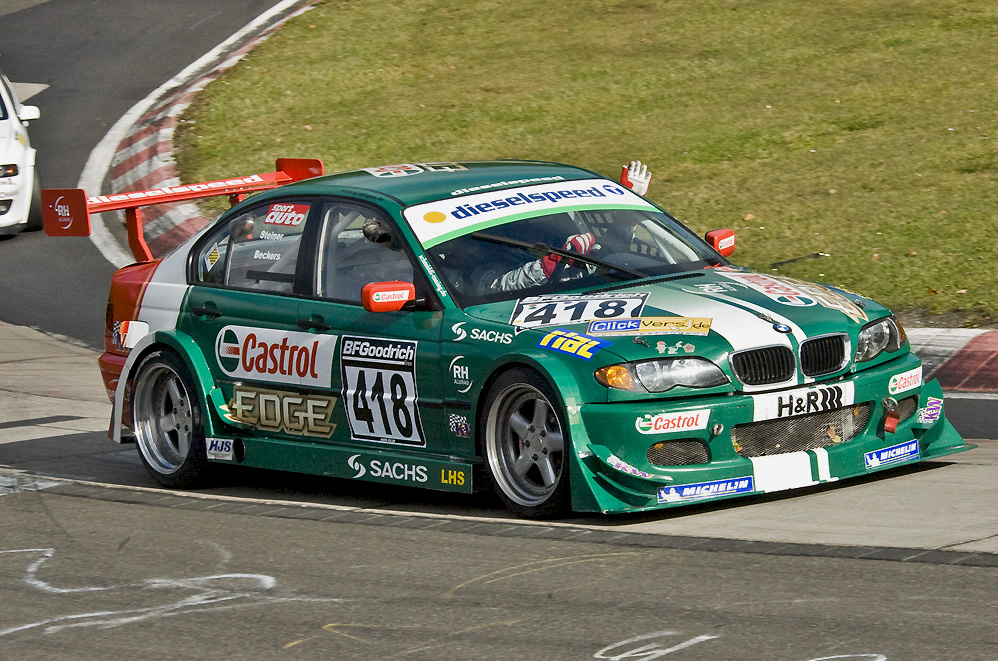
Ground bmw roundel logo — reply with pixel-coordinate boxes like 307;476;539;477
773;323;792;333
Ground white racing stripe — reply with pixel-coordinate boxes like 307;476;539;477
643;286;802;352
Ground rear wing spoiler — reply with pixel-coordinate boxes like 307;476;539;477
42;158;324;262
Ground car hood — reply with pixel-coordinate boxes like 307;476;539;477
463;267;890;363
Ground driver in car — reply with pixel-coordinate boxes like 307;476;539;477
483;160;652;293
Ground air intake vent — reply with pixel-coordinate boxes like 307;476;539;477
801;334;848;377
731;346;795;386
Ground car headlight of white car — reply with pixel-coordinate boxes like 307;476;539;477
855;316;906;363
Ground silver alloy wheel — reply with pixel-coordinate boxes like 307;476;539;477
133;360;195;475
485;381;565;507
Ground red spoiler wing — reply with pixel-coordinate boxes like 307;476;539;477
42;158;324;262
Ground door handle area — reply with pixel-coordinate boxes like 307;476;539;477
191;304;222;320
297;317;332;332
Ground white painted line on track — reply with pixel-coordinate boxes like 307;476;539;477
78;0;312;268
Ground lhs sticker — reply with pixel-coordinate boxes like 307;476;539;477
889;366;922;395
511;292;647;329
341;336;425;447
865;439;919;469
658;477;754;503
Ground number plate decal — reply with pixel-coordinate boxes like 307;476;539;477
509;293;648;329
340;336;425;447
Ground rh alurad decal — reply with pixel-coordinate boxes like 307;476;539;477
215;326;338;388
340;336;425;447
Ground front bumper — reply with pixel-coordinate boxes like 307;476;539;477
570;352;973;513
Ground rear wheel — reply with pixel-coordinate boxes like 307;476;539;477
482;368;570;518
132;350;208;488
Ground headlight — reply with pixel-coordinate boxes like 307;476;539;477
855;316;907;362
0;165;18;177
595;358;729;392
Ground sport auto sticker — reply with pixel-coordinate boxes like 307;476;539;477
215;326;339;388
340;335;425;447
510;292;648;329
751;382;855;422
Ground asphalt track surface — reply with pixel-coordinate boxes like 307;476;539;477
0;2;996;659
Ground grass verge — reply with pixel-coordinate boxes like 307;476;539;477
175;0;998;324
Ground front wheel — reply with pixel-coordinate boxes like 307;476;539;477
482;368;571;518
132;350;208;488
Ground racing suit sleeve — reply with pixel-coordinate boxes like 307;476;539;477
484;232;596;292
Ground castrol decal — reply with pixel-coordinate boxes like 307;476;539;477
265;202;309;226
635;409;710;435
215;326;338;387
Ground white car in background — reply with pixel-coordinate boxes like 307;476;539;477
0;66;41;235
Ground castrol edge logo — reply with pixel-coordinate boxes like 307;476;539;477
215;326;338;387
265;202;309;226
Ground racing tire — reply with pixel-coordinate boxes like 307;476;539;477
25;173;43;231
482;367;571;519
132;350;209;489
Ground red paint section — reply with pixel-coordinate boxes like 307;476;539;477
932;331;998;391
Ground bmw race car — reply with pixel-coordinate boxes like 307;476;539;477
43;159;973;517
0;66;41;235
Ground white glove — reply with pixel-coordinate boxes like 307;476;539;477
620;160;652;196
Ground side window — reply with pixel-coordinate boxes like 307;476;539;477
194;199;311;293
315;202;415;304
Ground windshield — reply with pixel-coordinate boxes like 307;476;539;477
423;207;723;307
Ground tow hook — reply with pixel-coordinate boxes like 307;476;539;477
882;396;900;434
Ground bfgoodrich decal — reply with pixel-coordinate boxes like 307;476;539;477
341;336;425;447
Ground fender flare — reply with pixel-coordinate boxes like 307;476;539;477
111;330;223;443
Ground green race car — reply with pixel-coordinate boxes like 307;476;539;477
83;160;971;517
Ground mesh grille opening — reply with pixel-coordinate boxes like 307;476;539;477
647;439;710;466
731;346;795;386
801;335;847;377
731;402;872;458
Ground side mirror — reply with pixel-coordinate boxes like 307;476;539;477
705;229;735;257
17;105;40;122
362;281;416;313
